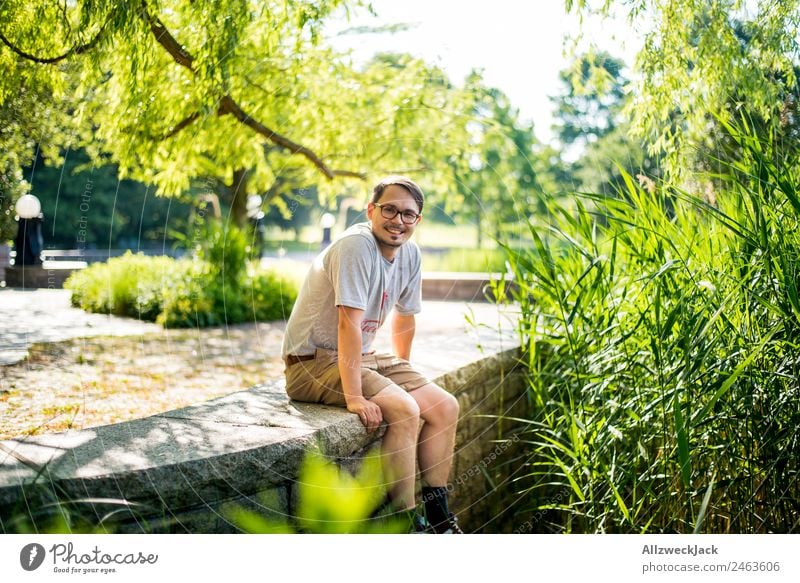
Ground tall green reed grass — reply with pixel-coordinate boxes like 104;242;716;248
500;119;800;533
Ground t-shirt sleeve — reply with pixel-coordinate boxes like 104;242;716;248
395;245;422;315
327;235;372;310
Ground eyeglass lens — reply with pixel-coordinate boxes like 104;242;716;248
379;204;418;224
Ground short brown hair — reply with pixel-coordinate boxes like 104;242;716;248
371;175;424;213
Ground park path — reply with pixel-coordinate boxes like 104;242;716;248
0;288;160;366
0;288;518;371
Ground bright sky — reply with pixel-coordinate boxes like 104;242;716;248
327;0;643;145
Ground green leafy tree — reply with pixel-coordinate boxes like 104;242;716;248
0;45;71;241
0;1;473;232
262;187;316;243
552;50;627;150
450;74;545;248
567;0;800;173
551;52;661;197
26;149;194;249
698;21;800;181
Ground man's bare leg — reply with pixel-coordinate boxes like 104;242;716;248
408;383;460;486
369;384;421;510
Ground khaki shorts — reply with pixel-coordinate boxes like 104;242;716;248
284;348;432;407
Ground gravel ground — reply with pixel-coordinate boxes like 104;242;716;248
0;322;287;440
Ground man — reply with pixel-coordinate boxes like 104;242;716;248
281;175;462;533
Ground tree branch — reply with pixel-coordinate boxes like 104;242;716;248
140;2;194;70
331;168;370;179
218;96;366;179
243;75;291;99
0;21;108;64
59;0;73;36
140;1;365;181
379;165;430;175
163;111;201;140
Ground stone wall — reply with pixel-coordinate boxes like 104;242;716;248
421;272;517;302
0;348;528;534
4;265;79;289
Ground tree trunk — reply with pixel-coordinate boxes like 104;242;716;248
220;167;250;228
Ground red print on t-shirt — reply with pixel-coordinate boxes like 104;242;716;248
362;320;379;333
362;291;389;334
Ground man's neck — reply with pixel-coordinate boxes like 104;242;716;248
379;245;397;262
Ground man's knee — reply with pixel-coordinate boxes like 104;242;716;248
374;386;421;426
435;390;460;425
418;384;460;425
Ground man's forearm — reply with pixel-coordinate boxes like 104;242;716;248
392;313;415;361
338;312;364;402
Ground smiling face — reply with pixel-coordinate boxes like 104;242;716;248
367;183;422;260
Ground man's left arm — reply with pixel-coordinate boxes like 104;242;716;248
393;243;422;361
392;311;416;361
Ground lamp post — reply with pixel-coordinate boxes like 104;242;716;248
320;212;336;250
6;193;81;289
246;195;266;258
13;194;43;266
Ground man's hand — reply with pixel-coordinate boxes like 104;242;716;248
346;396;383;432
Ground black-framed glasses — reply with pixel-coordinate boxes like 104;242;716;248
373;202;421;225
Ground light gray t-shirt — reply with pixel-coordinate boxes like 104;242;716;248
281;222;422;357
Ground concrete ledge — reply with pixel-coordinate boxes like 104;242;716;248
421;272;516;302
0;320;527;532
0;386;375;515
4;265;82;289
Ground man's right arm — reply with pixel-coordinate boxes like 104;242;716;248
338;305;382;432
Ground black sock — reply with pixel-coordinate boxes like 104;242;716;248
422;486;451;527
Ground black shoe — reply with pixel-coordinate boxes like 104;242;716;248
431;512;464;534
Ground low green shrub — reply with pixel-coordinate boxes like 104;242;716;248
66;233;298;328
155;259;216;327
155;262;298;328
244;269;298;322
224;449;404;534
66;253;187;321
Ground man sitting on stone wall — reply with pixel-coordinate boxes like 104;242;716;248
281;175;462;533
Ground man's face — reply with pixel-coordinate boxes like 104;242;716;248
367;184;422;254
